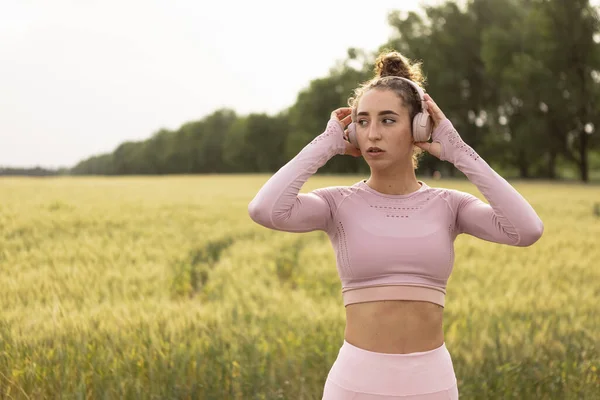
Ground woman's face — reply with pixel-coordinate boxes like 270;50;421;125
355;88;414;170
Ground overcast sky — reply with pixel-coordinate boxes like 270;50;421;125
1;0;441;168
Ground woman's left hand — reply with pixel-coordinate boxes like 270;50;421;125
414;93;447;160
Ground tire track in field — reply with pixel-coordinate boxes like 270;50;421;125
170;231;257;298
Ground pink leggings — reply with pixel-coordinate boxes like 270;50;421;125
322;340;459;399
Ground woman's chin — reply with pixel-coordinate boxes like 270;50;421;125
366;158;393;169
365;154;409;170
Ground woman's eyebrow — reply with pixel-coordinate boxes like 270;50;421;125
356;110;400;117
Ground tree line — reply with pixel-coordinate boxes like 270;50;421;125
29;1;600;181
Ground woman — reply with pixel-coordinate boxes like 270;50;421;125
248;50;544;399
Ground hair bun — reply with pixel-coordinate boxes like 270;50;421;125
374;50;425;86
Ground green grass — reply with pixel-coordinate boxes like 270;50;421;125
0;175;598;399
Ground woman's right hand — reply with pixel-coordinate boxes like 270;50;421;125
330;107;362;157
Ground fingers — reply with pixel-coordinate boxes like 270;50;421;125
340;114;352;127
423;94;446;121
333;107;352;120
345;142;362;157
424;95;438;115
414;139;442;160
335;107;352;114
331;108;353;132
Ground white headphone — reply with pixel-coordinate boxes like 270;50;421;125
347;77;433;148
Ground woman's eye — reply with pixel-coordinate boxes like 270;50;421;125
357;118;395;127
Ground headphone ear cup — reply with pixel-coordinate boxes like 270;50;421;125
347;122;359;149
412;112;433;142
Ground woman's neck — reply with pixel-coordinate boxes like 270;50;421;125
365;169;421;196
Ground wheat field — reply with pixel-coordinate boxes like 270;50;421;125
0;175;598;399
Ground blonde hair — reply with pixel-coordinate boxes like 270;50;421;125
348;49;427;169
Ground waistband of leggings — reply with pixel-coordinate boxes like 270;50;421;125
329;340;457;395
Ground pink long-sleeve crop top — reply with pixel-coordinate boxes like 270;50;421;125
248;118;544;308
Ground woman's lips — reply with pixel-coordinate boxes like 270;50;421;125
366;149;385;157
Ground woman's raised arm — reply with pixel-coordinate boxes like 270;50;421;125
248;108;360;233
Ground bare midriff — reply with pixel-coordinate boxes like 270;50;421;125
344;300;444;354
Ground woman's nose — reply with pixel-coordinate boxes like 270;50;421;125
367;124;381;140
